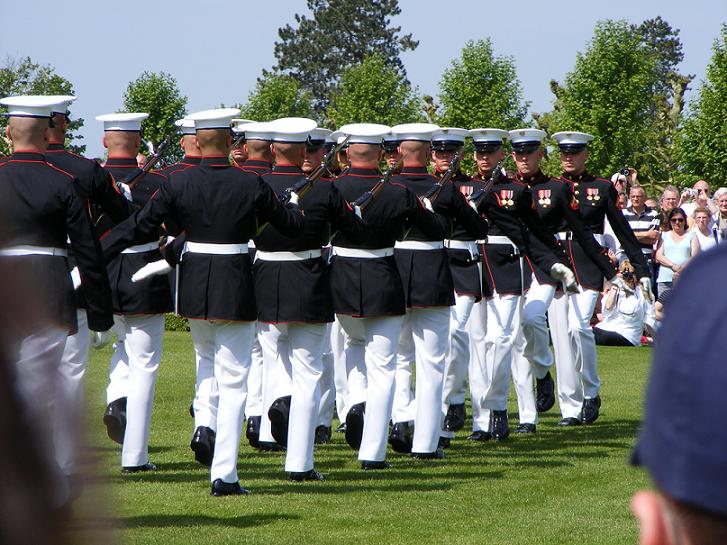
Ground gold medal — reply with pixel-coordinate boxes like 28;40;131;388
544;198;551;205
586;195;592;201
594;195;600;200
507;199;514;206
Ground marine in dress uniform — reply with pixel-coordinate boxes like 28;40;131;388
329;123;448;469
389;123;488;458
253;117;365;480
510;129;617;427
42;96;132;480
383;134;402;172
0;95;114;503
156;118;203;176
240;121;274;175
101;108;304;495
551;131;651;424
229;118;252;167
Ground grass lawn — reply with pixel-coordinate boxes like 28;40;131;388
73;331;652;544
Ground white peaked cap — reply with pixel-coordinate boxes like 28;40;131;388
508;128;547;144
338;123;390;145
268;117;318;143
551;131;594;145
309;127;332;142
174;118;196;135
39;95;77;114
187;108;240;130
231;118;254;134
242;121;274;141
329;130;347;145
390;122;440;142
1;95;68;118
469;128;509;143
96;112;149;132
431;127;469;143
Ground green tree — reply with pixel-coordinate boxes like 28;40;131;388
327;54;422;127
238;73;313;122
272;0;418;112
122;71;187;164
0;56;85;155
675;25;727;186
436;39;528;173
545;20;660;186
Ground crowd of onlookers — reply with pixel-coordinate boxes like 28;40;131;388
593;171;722;347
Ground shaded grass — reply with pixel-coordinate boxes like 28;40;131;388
76;333;651;544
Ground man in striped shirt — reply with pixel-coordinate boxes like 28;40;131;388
623;185;660;291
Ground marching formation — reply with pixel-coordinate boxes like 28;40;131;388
0;94;654;503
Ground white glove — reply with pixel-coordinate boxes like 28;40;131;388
90;330;112;349
289;191;299;205
550;263;578;293
468;199;479;211
353;204;362;219
610;275;634;294
118;182;133;202
422;197;434;212
70;266;82;290
640;277;654;303
131;259;173;282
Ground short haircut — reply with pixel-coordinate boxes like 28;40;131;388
629;185;646;198
693;206;711;218
661;185;679;200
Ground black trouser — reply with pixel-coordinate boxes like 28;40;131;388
594;327;635;346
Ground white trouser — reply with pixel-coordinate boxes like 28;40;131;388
244;331;263;419
110;314;165;467
193;327;223;430
392;312;416;424
394;307;451;453
521;275;556;379
337;314;402;462
258;322;325;472
548;289;600;419
467;300;491;432
481;294;520;412
510;329;538;424
55;309;90;475
317;322;335;427
189;320;254;483
330;318;349;422
15;326;70;505
257;325;294;445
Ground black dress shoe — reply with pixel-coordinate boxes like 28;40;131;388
103;397;127;445
190;426;216;467
290;469;325;481
490;410;510;441
536;372;556;412
258;441;284;452
438;436;451;449
246;415;261;448
336;422;347;433
211;479;250;496
268;395;291;448
345;402;365;450
412;448;445;460
467;430;492;441
388;422;413;453
122;462;157;473
580;396;601;424
443;403;466;432
189;403;195;418
558;417;582;427
314;425;331;445
514;423;537;434
361;460;391;470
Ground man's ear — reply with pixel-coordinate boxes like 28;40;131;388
102;135;109;149
5;125;12;143
631;491;674;545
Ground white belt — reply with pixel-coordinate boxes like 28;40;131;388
444;240;477;250
394;240;444;250
556;232;605;245
556;231;572;241
332;246;394;259
0;245;68;257
255;249;322;262
486;235;516;247
184;242;249;255
121;241;159;254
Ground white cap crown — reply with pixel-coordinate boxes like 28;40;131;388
96;112;149;132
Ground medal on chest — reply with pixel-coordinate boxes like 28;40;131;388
586;187;600;203
537;189;552;207
459;185;474;198
499;189;515;207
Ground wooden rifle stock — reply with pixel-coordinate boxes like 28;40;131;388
467;162;506;208
352;157;404;211
118;138;170;191
423;151;461;203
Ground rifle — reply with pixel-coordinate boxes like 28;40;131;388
278;135;350;204
116;138;170;192
467;162;506;208
229;132;245;150
423;151;461;204
351;157;403;211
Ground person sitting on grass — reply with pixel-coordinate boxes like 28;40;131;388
594;262;650;347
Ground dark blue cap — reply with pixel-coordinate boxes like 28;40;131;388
632;245;727;516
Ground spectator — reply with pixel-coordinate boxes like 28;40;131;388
692;206;717;251
623;185;660;290
658;185;680;231
711;187;727;243
593;262;649;347
610;167;637;198
631;246;727;545
616;192;627;211
655;207;699;294
681;179;716;228
644;197;658;210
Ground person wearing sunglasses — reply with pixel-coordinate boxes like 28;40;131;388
655;208;700;295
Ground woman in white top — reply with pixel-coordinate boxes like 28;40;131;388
655;207;699;294
594;263;649;346
692;206;717;252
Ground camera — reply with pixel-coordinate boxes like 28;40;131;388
684;188;699;198
622;270;634;281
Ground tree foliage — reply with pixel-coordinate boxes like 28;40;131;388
122;71;187;164
0;56;85;155
676;24;727;187
272;0;418;112
545;20;661;185
238;73;313;122
327;54;422;127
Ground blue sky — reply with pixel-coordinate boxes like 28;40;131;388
3;0;725;157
